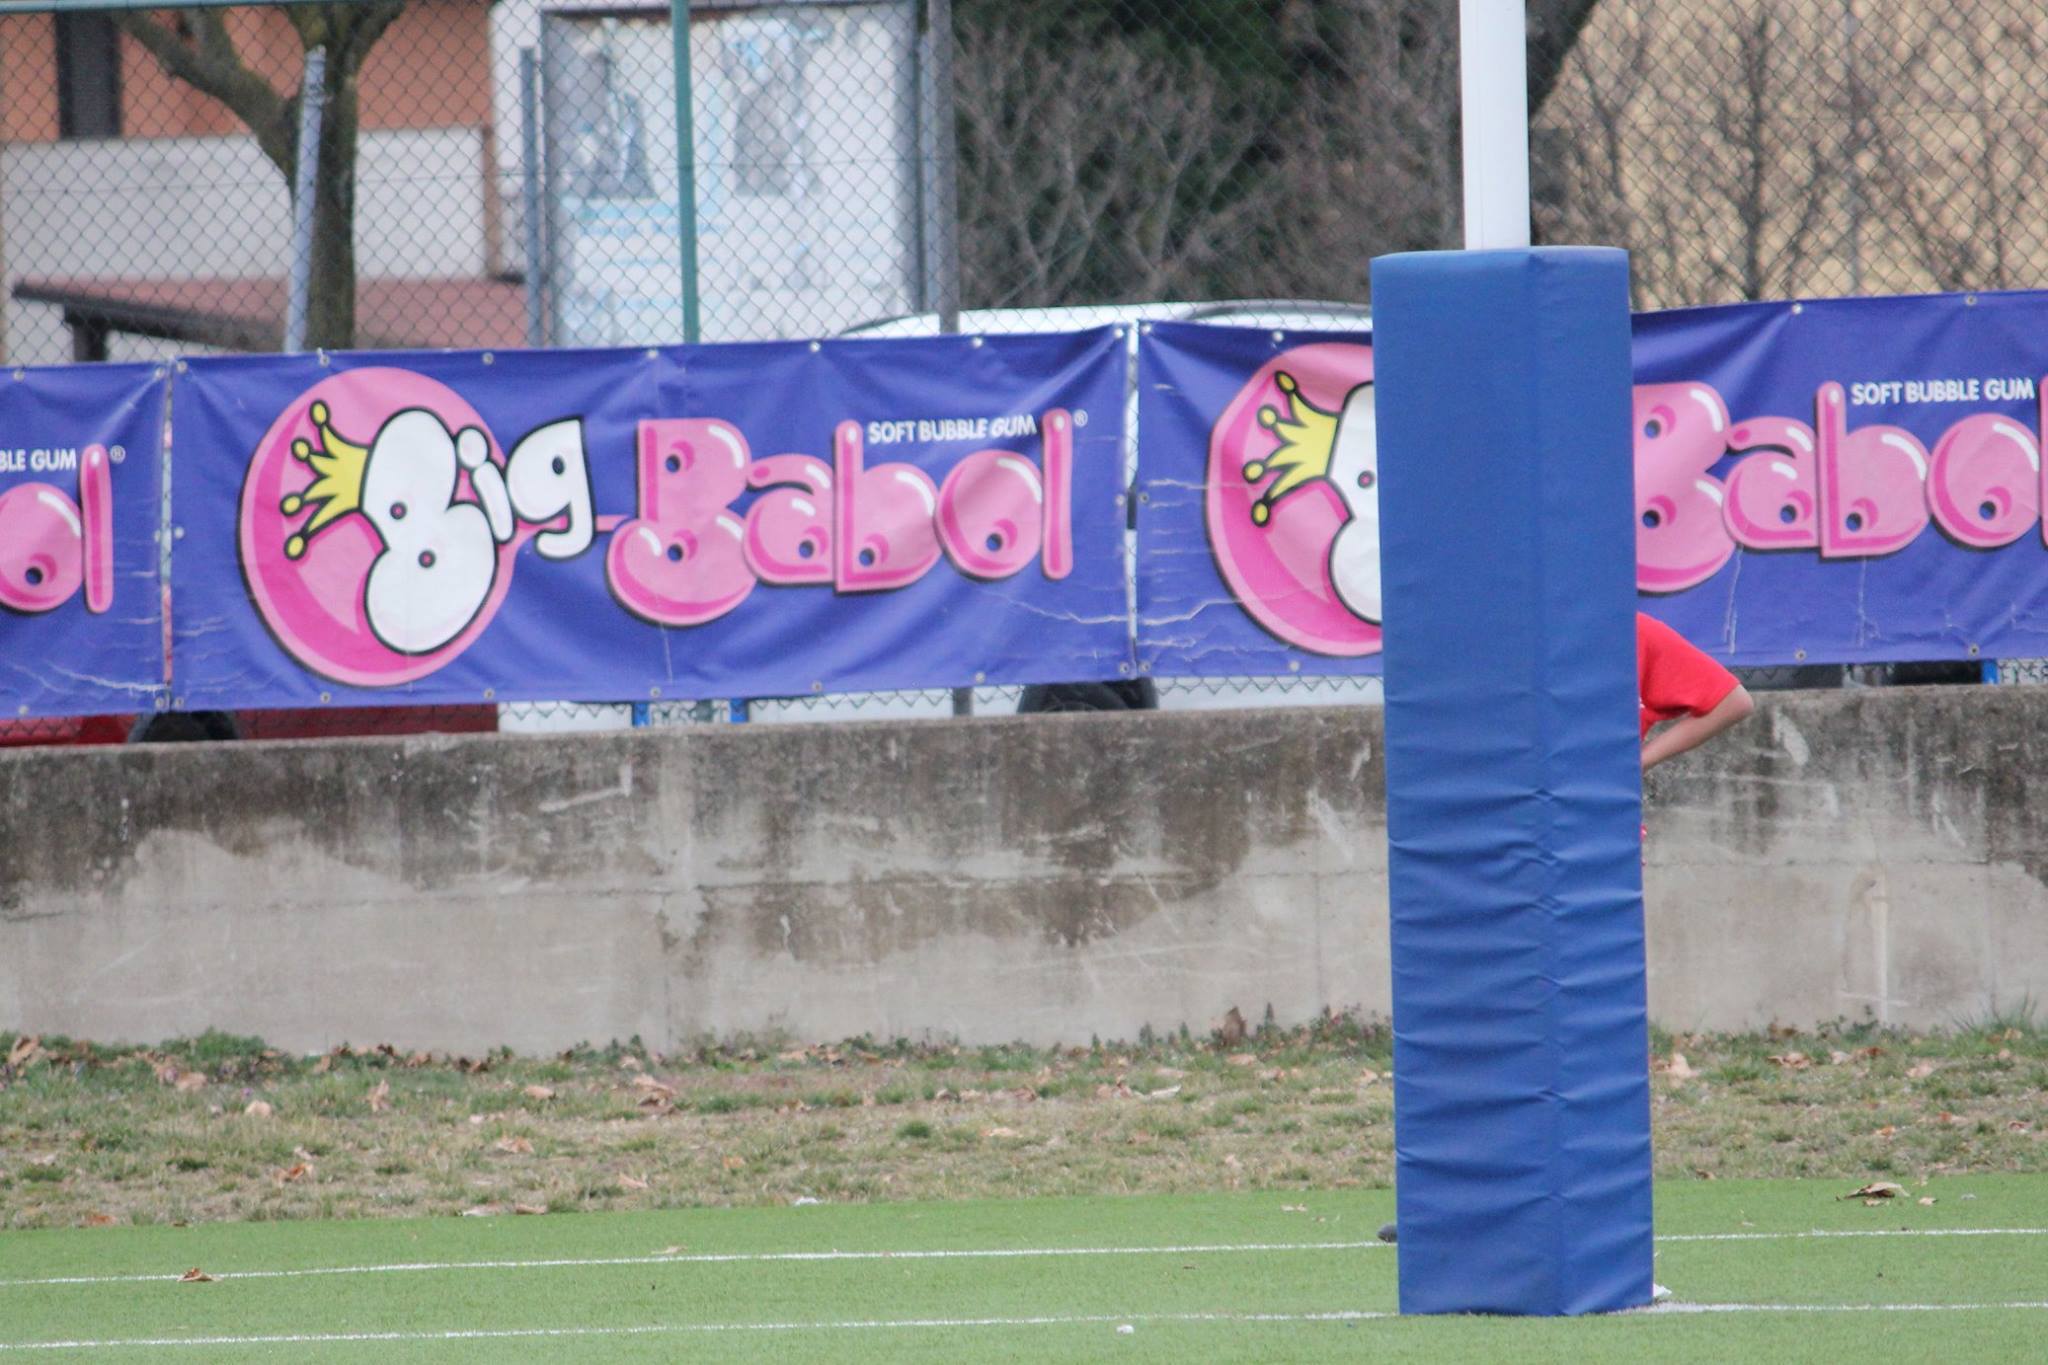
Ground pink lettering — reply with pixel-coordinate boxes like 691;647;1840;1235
742;454;834;585
1926;412;2038;549
606;418;757;626
833;421;940;592
1634;382;1735;593
1815;382;1929;559
1722;417;1819;550
936;449;1043;580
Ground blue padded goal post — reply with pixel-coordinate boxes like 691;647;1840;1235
1370;246;1652;1316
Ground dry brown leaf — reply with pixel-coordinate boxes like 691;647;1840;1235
630;1074;676;1099
1766;1052;1810;1070
6;1035;41;1069
1225;1053;1257;1068
619;1056;644;1071
173;1070;208;1092
2008;1120;2032;1133
275;1162;311;1184
1829;1050;1852;1066
313;1055;334;1075
981;1126;1019;1139
777;1048;810;1062
1873;1125;1897;1138
82;1212;115;1228
657;1245;684;1256
1997;1048;2014;1061
1845;1181;1905;1200
493;1136;534;1156
1281;1204;1307;1213
522;1085;556;1102
1918;1197;1938;1206
722;1155;746;1171
1656;1053;1697;1080
1222;1153;1242;1169
512;1202;546;1216
243;1100;274;1119
459;1204;499;1218
1856;1046;1887;1059
367;1079;391;1113
933;1087;957;1102
1907;1062;1937;1079
1938;1111;1960;1125
618;1174;650;1191
405;1051;432;1068
1358;1069;1381;1086
179;1268;215;1283
1140;1086;1181;1101
27;1152;59;1167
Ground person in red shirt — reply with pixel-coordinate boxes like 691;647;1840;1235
1637;612;1753;768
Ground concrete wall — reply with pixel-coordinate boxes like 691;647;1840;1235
3;686;2044;1052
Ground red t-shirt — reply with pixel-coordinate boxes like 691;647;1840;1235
1638;613;1739;737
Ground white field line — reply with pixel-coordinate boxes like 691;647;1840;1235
1;1226;2042;1292
9;1302;2048;1352
0;1240;1384;1289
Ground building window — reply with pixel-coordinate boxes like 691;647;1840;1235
55;11;122;140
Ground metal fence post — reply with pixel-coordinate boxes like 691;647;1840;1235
922;0;972;719
283;46;326;353
519;47;546;349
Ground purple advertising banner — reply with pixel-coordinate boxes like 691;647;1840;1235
0;363;166;717
168;331;1130;708
1141;291;2048;673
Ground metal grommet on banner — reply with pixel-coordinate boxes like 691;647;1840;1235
649;686;661;698
970;336;984;348
154;696;169;711
645;349;659;361
1271;331;1285;344
319;691;333;703
1795;648;1808;660
810;681;824;693
809;341;821;353
1790;303;1804;315
1288;660;1302;673
10;368;22;381
1968;643;1981;656
482;352;495;366
482;687;496;700
1966;295;1979;306
1117;662;1131;675
14;704;26;717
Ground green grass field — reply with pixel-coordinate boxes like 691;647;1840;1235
3;1175;2044;1361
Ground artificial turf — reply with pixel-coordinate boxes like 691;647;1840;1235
2;1174;2044;1361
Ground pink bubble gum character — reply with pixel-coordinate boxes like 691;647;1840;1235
1634;382;1734;593
240;371;519;687
0;445;114;615
1926;411;2039;550
1814;382;1929;558
1722;416;1819;550
1204;343;1380;658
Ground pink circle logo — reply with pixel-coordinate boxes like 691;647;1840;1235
239;369;518;687
1206;343;1380;656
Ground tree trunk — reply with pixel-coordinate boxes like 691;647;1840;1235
302;58;361;351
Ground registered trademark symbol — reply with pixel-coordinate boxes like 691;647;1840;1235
1073;410;1089;428
109;445;126;463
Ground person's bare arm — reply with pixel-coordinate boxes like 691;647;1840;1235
1641;684;1754;770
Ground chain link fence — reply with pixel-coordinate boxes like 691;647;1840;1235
1;1;2040;747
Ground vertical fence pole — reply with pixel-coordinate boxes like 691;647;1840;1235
670;0;701;346
519;47;546;348
283;47;326;353
921;0;973;719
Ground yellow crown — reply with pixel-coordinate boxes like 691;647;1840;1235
1242;373;1340;526
278;401;370;559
